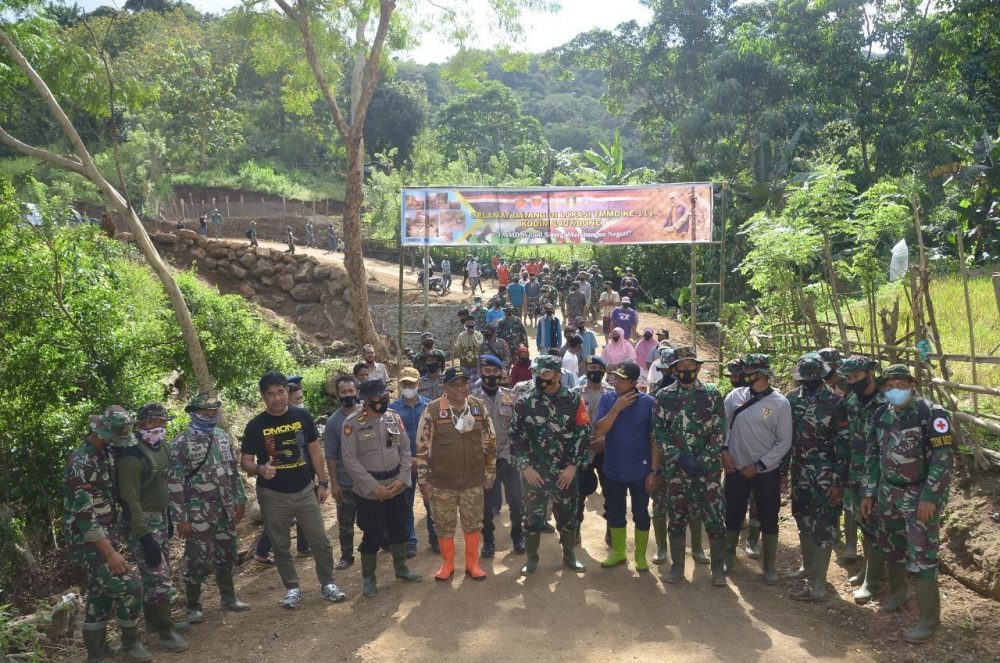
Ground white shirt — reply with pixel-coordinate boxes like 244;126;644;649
467;260;479;278
561;351;579;377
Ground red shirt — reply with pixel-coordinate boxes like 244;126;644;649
497;264;510;286
509;359;533;385
526;262;540;276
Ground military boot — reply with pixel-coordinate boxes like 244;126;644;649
216;568;250;611
147;601;188;652
521;532;541;575
709;537;727;586
119;624;154;662
841;512;858;561
634;528;650;572
689;519;709;565
879;563;909;613
787;532;815;580
82;622;115;663
391;544;422;583
652;516;668;565
761;534;779;585
184;582;204;624
723;531;740;574
791;545;832;602
600;527;628;568
745;522;762;560
903;577;941;644
853;544;886;604
361;553;379;598
561;529;585;572
664;535;687;584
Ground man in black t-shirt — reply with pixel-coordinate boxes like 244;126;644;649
240;371;346;609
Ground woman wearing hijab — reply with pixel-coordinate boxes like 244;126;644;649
602;327;637;366
634;327;659;373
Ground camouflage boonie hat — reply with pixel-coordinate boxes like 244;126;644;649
659;346;678;365
725;358;744;375
796;353;826;380
741;353;774;378
668;346;704;367
90;406;135;446
817;347;843;365
879;364;914;384
837;355;880;377
185;392;222;413
136;403;174;423
531;355;562;373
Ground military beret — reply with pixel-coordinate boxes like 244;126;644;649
668;346;704;367
585;355;606;368
136;403;173;423
742;353;774;378
358;378;390;399
479;354;503;369
531;355;562;372
186;392;222;413
837;355;880;377
879;364;914;383
796;352;827;380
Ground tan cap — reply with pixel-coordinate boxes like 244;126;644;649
399;367;420;384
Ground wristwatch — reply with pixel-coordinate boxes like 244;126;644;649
318;480;330;488
754;460;767;473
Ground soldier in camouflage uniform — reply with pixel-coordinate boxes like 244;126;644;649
837;355;888;604
818;347;847;396
454;318;484;384
469;296;489;331
565;281;588;322
168;393;248;624
498;304;529;354
652;348;728;586
412;335;446;377
554;266;571;317
65;406;152;663
784;354;849;602
117;403;188;652
861;364;953;644
510;355;592;574
587;265;603;322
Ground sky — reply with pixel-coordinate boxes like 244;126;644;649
72;0;652;64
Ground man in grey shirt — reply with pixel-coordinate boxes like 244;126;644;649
721;354;792;585
324;375;361;569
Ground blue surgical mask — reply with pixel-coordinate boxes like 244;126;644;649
884;388;912;407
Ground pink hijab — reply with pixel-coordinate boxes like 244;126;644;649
602;327;637;366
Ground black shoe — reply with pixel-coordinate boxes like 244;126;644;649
481;540;496;559
429;541;440;554
297;548;312;557
512;534;526;554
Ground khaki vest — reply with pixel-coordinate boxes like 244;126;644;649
429;398;486;490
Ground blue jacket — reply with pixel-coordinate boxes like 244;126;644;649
389;395;429;455
536;315;562;353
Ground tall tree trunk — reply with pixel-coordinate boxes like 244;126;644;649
0;28;215;396
343;137;380;345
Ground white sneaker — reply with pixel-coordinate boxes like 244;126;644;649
281;588;302;609
321;583;347;603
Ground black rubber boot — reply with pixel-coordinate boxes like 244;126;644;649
561;529;585;572
709;537;727;586
216;569;250;611
521;532;541;574
689;519;710;565
761;534;779;585
879;562;909;613
787;532;815;580
723;531;740;574
120;624;154;662
82;623;114;663
651;516;668;565
664;535;687;584
147;601;189;652
903;577;941;644
184;582;203;624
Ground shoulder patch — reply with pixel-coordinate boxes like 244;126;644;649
343;425;353;437
931;417;949;434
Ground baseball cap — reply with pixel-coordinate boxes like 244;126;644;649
621;297;631;304
443;367;469;383
610;361;641;381
399;367;420;384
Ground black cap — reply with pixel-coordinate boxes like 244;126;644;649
610;361;641;381
358;379;389;400
443;367;469;384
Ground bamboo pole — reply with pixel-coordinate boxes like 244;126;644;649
955;225;980;413
931;378;1000;397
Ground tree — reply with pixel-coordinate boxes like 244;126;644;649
0;22;216;396
363;78;427;167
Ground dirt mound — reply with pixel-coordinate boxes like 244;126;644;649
941;463;1000;601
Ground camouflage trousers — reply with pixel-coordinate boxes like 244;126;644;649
650;481;669;520
790;473;841;548
126;512;176;605
431;486;484;538
522;468;579;535
878;482;940;577
77;541;143;627
845;481;880;544
665;474;726;538
183;512;237;585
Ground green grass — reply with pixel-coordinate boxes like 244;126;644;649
836;274;1000;416
171;160;345;202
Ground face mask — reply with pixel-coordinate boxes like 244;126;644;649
801;379;824;392
611;334;621;342
677;370;698;385
643;332;653;340
849;376;870;396
482;375;500;390
370;398;389;414
624;304;631;309
453;406;476;432
138;427;166;447
340;395;358;408
587;370;605;383
884;387;912;407
426;363;440;374
402;388;418;399
190;412;218;434
534;376;553;390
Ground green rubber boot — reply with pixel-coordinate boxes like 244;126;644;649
82;623;114;663
689;519;710;565
634;528;650;572
791;545;831;601
391;544;422;582
143;603;156;634
879;563;909;613
361;553;379;598
120;624;153;662
787;532;815;580
761;534;779;585
664;535;687;584
652;516;668;565
561;529;586;572
723;531;740;574
745;523;762;560
848;537;870;586
521;532;541;574
216;569;250;611
854;544;886;605
600;527;628;568
709;537;727;586
841;511;858;561
147;602;189;652
184;582;203;624
903;577;941;644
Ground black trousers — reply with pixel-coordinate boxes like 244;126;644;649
724;468;781;535
578;452;606;523
355;492;408;554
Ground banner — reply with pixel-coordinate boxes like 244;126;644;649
400;183;714;246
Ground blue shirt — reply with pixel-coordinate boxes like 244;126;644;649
597;391;655;482
486;308;506;325
507;282;524;307
323;407;356;487
389;395;429;455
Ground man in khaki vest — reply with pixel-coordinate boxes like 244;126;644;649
416;368;497;582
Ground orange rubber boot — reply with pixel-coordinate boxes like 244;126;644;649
435;538;456;582
464;532;487;580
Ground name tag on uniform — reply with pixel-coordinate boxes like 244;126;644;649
470;406;481;416
763;407;773;419
501;393;513;405
361;428;374;439
930;435;952;448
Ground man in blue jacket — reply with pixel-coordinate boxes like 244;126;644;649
389;367;430;557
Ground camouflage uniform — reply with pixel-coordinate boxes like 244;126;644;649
413;348;446;376
565;289;588;321
588;269;604;320
554;270;571;316
168;421;246;586
840;359;886;543
498;313;528;354
470;305;489;331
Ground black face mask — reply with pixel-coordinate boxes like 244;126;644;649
482;375;500;390
677;370;698;385
340;395;358;408
643;332;653;340
611;334;621;342
849;376;871;396
587;370;605;383
624;304;631;309
534;376;553;390
801;379;824;392
370;399;389;414
426;363;439;374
